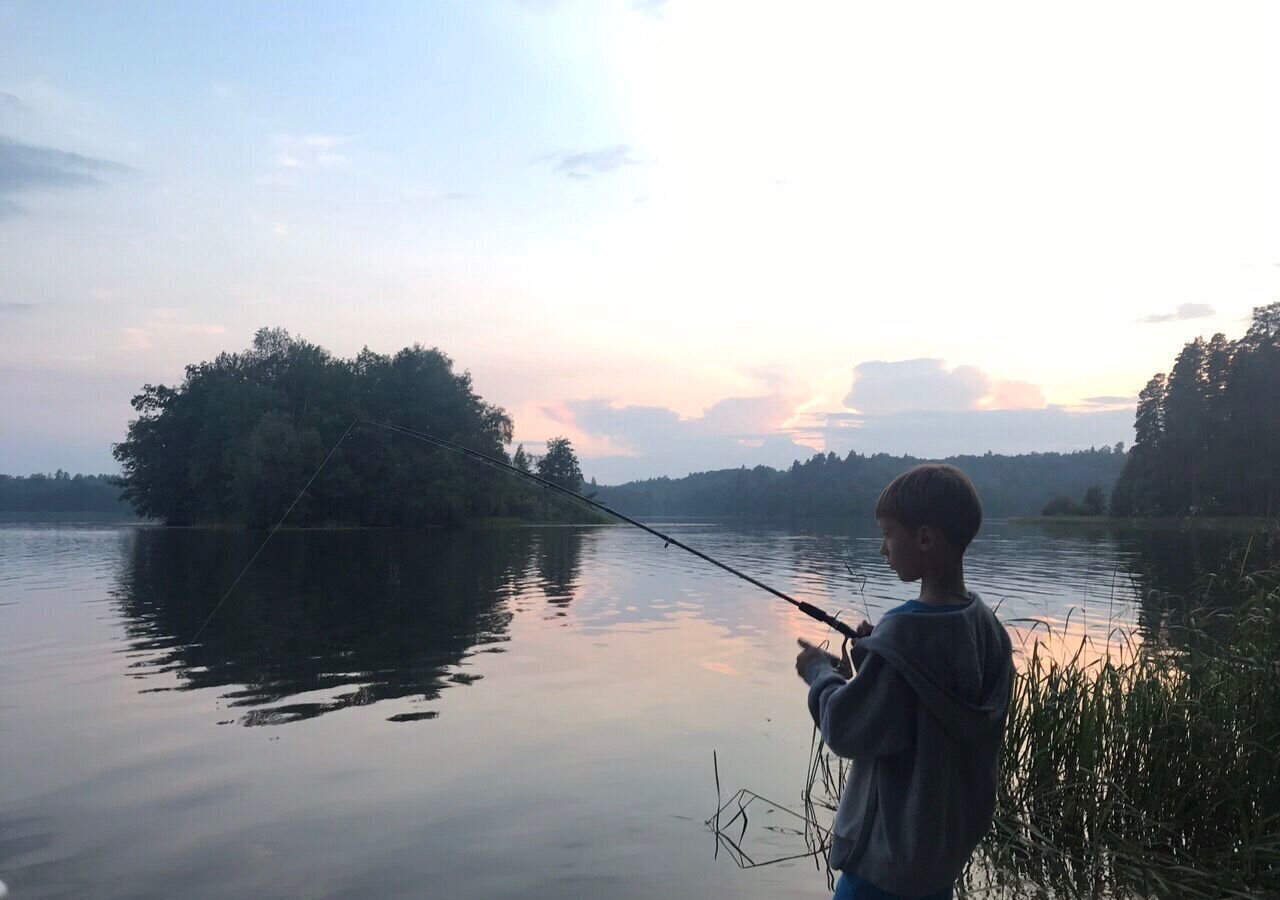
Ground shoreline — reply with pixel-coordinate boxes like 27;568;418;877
1009;515;1278;529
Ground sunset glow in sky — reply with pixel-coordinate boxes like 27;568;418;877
2;1;1276;481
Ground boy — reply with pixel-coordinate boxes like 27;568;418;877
795;464;1013;900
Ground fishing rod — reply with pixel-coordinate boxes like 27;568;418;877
359;418;861;642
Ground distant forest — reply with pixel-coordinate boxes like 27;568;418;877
592;447;1127;520
8;447;1127;522
112;328;591;526
1111;302;1280;518
0;472;130;514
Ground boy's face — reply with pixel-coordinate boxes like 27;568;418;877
876;517;930;582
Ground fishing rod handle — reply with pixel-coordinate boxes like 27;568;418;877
797;601;860;641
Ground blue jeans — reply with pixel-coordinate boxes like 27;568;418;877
833;872;953;900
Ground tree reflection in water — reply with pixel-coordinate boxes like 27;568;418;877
535;527;586;614
1122;522;1278;648
111;526;587;724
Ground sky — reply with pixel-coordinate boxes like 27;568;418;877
1;1;1276;483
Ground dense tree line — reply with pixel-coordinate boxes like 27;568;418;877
113;328;591;526
1111;302;1280;518
593;446;1128;520
1040;486;1108;517
0;471;131;513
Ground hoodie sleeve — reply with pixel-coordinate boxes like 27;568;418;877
805;650;916;759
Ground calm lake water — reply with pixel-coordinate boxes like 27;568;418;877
0;517;1259;899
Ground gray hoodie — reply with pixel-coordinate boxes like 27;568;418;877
803;594;1013;897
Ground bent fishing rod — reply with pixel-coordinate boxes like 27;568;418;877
191;417;861;645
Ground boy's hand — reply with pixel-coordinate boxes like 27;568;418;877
796;621;871;681
796;639;850;680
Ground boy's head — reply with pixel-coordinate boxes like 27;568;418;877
874;464;982;582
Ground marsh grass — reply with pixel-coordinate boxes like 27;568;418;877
710;555;1280;898
976;564;1280;898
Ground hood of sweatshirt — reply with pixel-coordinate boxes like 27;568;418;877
855;593;1013;748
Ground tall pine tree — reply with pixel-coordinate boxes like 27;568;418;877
1112;302;1280;517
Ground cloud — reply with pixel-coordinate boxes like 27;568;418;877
987;380;1046;410
120;327;153;351
272;134;354;169
1;301;35;312
846;359;986;413
632;0;669;16
543;144;638;178
1137;303;1215;324
0;92;25;113
565;360;1128;483
118;317;227;353
844;358;1041;414
802;406;1133;459
0;136;133;214
560;395;810;483
0;135;133;191
1080;395;1136;407
742;365;790;392
698;394;799;435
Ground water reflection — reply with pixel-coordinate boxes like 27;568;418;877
111;526;590;725
534;527;586;612
104;519;1272;728
4;516;1274;899
1040;520;1279;648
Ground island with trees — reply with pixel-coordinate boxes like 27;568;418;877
111;328;594;527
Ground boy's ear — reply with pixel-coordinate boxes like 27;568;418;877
917;524;936;551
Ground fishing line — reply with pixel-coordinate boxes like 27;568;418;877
188;417;358;645
192;417;861;644
844;561;874;622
